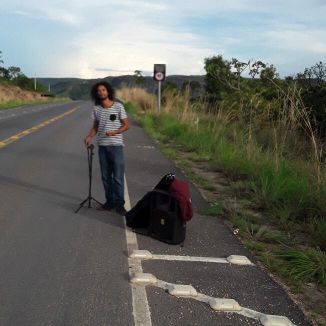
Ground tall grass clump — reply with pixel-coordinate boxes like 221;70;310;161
117;87;156;112
120;85;326;227
279;249;326;286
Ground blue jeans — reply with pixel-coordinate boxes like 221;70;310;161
98;145;125;207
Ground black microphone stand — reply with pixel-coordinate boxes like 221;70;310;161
75;144;103;213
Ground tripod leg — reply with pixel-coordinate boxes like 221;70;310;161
91;197;103;206
75;197;89;213
75;204;83;214
76;146;103;213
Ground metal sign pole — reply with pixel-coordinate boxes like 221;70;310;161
153;64;166;113
158;80;161;113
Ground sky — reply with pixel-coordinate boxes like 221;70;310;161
0;0;325;79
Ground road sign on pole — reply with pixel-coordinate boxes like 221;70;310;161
153;64;166;113
158;81;162;113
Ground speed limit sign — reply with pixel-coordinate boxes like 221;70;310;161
154;72;164;81
153;64;166;81
153;64;166;114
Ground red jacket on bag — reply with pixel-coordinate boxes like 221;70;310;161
168;178;193;222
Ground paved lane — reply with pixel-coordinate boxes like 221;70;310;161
0;102;133;326
0;101;311;326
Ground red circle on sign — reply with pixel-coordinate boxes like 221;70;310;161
155;72;164;81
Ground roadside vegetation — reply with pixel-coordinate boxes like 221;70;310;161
117;56;326;325
0;50;64;109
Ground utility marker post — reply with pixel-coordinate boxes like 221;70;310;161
153;64;166;113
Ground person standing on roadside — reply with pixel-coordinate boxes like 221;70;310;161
84;81;129;215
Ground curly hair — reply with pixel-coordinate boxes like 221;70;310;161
91;81;115;105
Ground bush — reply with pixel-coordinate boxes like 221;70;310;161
279;249;326;287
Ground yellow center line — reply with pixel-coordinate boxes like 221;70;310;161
0;108;77;149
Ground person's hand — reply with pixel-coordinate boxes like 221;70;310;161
106;131;117;137
84;135;93;146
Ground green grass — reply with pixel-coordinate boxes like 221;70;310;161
125;94;326;325
131;108;326;224
126;100;326;290
124;101;139;115
309;217;326;251
278;249;326;287
202;201;224;216
0;97;70;110
244;239;265;252
246;224;288;243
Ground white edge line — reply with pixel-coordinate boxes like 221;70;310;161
151;255;229;264
154;279;296;326
124;175;152;326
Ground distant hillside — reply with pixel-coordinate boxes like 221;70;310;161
38;75;206;100
0;82;45;103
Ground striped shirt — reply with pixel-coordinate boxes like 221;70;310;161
92;102;127;146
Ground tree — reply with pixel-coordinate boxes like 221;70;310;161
204;55;262;98
285;76;294;84
311;61;326;88
133;70;145;86
204;55;236;100
14;74;34;89
295;62;326;136
0;67;10;79
296;62;326;89
162;81;178;94
260;64;279;82
230;58;250;89
8;66;22;80
248;60;266;79
0;51;9;80
182;80;201;98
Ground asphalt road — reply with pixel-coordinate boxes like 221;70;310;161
0;101;312;326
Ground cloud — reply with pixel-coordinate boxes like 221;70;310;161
65;14;214;78
1;0;326;78
10;5;84;26
94;68;134;73
267;28;326;55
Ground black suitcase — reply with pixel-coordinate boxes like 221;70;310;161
125;192;152;228
148;190;186;245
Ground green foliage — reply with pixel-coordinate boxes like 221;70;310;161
182;80;202;99
244;239;265;252
296;61;326;136
279;249;326;287
203;55;277;103
260;64;279;82
0;66;10;79
162;81;178;95
309;217;326;251
296;61;326;89
230;212;288;244
204;54;326;137
248;164;315;216
159;113;189;139
246;224;288;243
0;50;46;93
204;55;234;100
8;66;22;79
124;101;138;115
203;201;224;216
0;97;67;110
133;70;145;86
